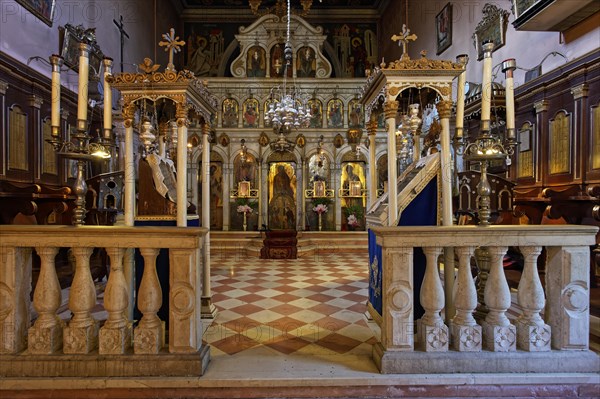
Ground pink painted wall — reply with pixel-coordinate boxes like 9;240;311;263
0;0;178;91
380;1;599;88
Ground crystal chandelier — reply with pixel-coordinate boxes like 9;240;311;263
265;0;312;138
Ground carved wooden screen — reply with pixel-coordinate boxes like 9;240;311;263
42;118;57;175
8;105;28;171
549;110;570;175
592;103;600;170
517;121;534;179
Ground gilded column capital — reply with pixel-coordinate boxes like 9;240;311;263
367;119;378;136
176;103;190;127
122;102;137;128
202;122;211;136
437;100;453;119
534;100;548;114
570;84;589;100
384;101;399;120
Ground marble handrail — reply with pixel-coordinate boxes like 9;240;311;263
370;225;598;368
0;225;206;358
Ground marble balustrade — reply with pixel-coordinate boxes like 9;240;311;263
0;225;207;375
371;225;599;374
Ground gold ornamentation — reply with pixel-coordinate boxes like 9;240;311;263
122;103;137;127
139;58;161;74
385;55;463;71
159;28;185;72
436;100;453;119
384;101;399;120
430;85;451;98
391;24;417;61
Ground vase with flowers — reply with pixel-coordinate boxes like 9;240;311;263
344;204;364;231
236;198;256;231
313;203;328;231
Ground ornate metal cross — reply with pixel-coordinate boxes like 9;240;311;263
159;28;186;72
391;24;417;60
113;15;129;73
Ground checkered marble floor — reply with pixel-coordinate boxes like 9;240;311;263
205;252;377;357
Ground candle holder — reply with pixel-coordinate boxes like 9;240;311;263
45;46;112;226
455;42;517;226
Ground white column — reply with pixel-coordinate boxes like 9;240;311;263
223;164;232;231
367;119;378;208
334;164;342;231
454;54;468;142
176;103;189;227
297;159;303;230
438;100;456;321
384;100;398;226
102;58;113;144
201;123;216;318
123;103;136;227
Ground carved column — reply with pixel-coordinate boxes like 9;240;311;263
0;80;8;177
482;246;516;351
123;102;137;226
384;100;398;226
534;100;548;184
169;248;202;353
261;161;269;230
28;247;62;354
516;246;551;351
29;95;43;182
545;245;590;349
112;110;125;173
64;247;98;354
437;99;456;321
0;247;32;354
451;246;482;351
296;158;304;230
334;164;342;231
223;163;232;231
176;103;189;227
571;83;588;180
99;247;131;354
135;248;164;354
419;247;447;351
201;122;217;318
367;118;378;208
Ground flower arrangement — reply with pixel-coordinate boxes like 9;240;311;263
313;204;328;214
237;204;253;214
347;214;359;227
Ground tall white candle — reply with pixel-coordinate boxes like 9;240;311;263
481;42;494;131
455;54;469;139
49;55;63;137
77;43;90;130
103;58;113;140
502;58;517;140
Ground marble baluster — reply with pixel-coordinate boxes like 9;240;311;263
516;246;551;351
419;246;448;351
451;246;482;351
99;247;132;354
134;248;164;354
482;246;516;351
28;247;62;354
63;247;98;354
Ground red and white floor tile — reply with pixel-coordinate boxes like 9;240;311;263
205;252;377;357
